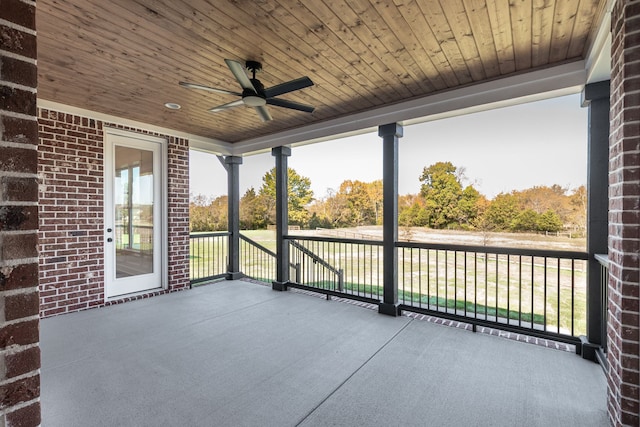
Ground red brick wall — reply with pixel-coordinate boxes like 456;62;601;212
38;110;105;316
167;137;191;289
38;111;190;317
0;1;42;426
608;1;640;425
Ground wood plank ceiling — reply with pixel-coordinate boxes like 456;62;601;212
36;0;607;143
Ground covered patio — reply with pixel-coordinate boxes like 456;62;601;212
41;279;607;426
2;0;639;425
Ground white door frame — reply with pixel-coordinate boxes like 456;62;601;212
104;128;168;300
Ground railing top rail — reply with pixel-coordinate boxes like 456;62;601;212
190;231;231;238
594;253;609;267
285;234;383;246
240;233;277;258
396;240;588;259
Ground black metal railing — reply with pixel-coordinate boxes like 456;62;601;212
289;239;344;291
189;230;590;342
189;232;229;284
285;235;383;302
397;242;588;342
240;233;277;283
595;253;609;353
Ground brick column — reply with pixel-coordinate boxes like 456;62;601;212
0;1;42;426
167;137;190;291
608;1;640;425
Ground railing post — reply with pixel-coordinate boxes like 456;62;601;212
580;80;610;360
272;146;291;291
225;156;243;280
378;123;403;316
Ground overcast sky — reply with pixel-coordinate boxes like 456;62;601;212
189;93;587;200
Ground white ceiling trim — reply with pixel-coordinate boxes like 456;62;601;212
37;99;233;154
585;0;613;84
232;60;587;156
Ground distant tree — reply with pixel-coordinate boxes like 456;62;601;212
308;188;351;228
536;209;563;232
485;192;519;231
258;167;313;227
366;180;384;225
420;161;462;228
240;187;267;229
569;185;587;233
339;180;376;226
398;198;429;227
458;185;482;228
189;194;228;232
419;161;482;229
510;209;539;232
308;212;332;229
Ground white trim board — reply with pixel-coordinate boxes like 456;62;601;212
37;99;233;155
232;61;587;156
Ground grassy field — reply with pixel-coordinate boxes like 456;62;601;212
190;228;587;336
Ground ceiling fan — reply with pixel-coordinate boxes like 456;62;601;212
179;59;315;122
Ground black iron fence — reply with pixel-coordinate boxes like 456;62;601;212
239;233;277;284
190;231;590;342
595;253;609;353
190;232;229;284
397;242;588;342
285;235;383;303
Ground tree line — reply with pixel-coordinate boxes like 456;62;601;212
190;162;586;235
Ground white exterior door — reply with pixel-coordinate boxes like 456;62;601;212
104;130;166;299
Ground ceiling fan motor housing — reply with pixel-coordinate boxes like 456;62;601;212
242;79;266;106
180;58;314;120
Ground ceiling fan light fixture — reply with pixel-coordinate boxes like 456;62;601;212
180;59;314;122
243;95;266;107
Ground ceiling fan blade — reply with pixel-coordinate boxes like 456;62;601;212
225;59;256;91
254;105;272;122
267;98;315;113
264;77;314;98
208;99;245;112
179;81;242;96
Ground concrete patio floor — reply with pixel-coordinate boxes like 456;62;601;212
40;279;608;426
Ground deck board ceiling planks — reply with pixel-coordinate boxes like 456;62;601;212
36;0;607;143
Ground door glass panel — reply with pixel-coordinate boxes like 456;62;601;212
114;146;154;278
